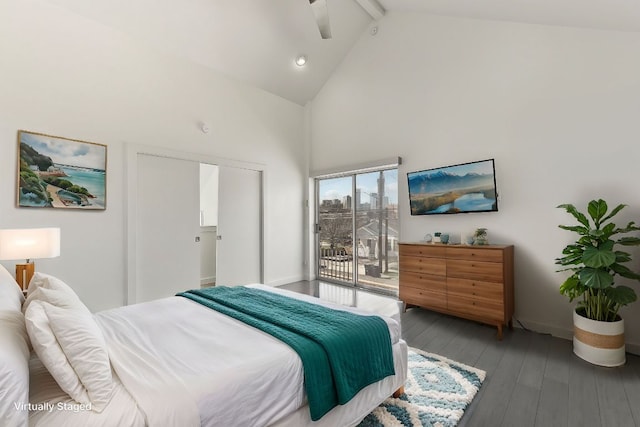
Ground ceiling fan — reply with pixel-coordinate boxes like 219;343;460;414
309;0;332;39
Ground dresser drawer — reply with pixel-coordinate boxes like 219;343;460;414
399;244;446;258
401;271;446;292
447;259;503;282
400;285;447;312
447;277;504;301
447;295;504;321
446;247;504;262
400;256;446;275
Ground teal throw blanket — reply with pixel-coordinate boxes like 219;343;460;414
177;286;395;421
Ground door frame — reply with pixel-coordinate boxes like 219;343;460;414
313;160;400;294
125;143;266;305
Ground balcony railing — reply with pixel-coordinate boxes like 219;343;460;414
318;247;399;293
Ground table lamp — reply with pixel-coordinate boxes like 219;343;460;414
0;227;61;290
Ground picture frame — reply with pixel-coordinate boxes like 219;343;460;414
17;130;107;210
407;158;498;215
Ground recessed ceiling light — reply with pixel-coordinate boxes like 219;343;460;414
295;55;308;67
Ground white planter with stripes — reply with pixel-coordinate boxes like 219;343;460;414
573;310;625;367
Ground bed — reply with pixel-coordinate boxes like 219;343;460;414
0;265;408;427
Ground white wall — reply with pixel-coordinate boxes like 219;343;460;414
0;0;306;311
311;13;640;352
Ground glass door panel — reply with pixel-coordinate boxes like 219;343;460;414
317;177;354;283
355;170;399;292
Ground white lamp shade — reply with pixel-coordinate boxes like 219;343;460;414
0;228;61;261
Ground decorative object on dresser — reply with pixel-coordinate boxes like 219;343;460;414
556;199;640;367
473;227;489;245
399;243;514;339
0;227;61;289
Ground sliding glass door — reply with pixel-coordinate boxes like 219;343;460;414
317;176;354;282
316;168;398;293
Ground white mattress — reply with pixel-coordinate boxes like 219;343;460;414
30;285;406;427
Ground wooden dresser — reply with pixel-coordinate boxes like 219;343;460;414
399;243;514;339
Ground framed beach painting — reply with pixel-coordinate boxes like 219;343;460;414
17;130;107;210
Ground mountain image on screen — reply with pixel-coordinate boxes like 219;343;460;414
407;159;497;215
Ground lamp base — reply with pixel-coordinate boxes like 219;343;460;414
16;262;35;290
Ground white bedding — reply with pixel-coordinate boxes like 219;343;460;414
31;285;406;427
29;355;145;427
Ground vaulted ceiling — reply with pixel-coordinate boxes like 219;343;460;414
44;0;640;105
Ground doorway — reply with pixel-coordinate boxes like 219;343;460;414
199;163;218;288
315;168;399;294
127;146;264;304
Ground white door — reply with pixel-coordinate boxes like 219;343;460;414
136;154;200;302
216;166;262;285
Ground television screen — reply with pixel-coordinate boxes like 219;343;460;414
407;159;498;215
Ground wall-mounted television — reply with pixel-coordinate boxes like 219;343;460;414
407;158;498;215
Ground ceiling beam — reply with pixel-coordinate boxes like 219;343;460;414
354;0;385;20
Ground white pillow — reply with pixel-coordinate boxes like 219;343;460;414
0;310;30;427
45;303;114;412
24;300;91;405
22;283;83;314
27;272;77;297
0;263;24;312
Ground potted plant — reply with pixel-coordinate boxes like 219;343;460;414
556;199;640;366
473;228;488;245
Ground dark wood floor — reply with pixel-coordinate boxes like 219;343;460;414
279;280;640;427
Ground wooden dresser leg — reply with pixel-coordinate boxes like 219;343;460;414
497;324;503;340
508;319;513;329
392;386;405;398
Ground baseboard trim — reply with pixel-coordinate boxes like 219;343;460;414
266;274;306;287
514;317;640;356
200;276;215;286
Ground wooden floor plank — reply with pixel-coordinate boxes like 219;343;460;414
567;356;602;427
535;377;569;427
501;383;539;427
465;329;532;425
414;314;468;355
619;362;640;426
595;366;636;427
517;331;551;390
405;309;456;351
543;335;571;385
440;320;494;367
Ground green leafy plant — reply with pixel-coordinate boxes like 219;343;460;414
556;199;640;321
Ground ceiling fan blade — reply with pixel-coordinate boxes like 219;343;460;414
309;0;332;39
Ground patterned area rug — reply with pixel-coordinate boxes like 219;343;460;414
358;347;486;427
